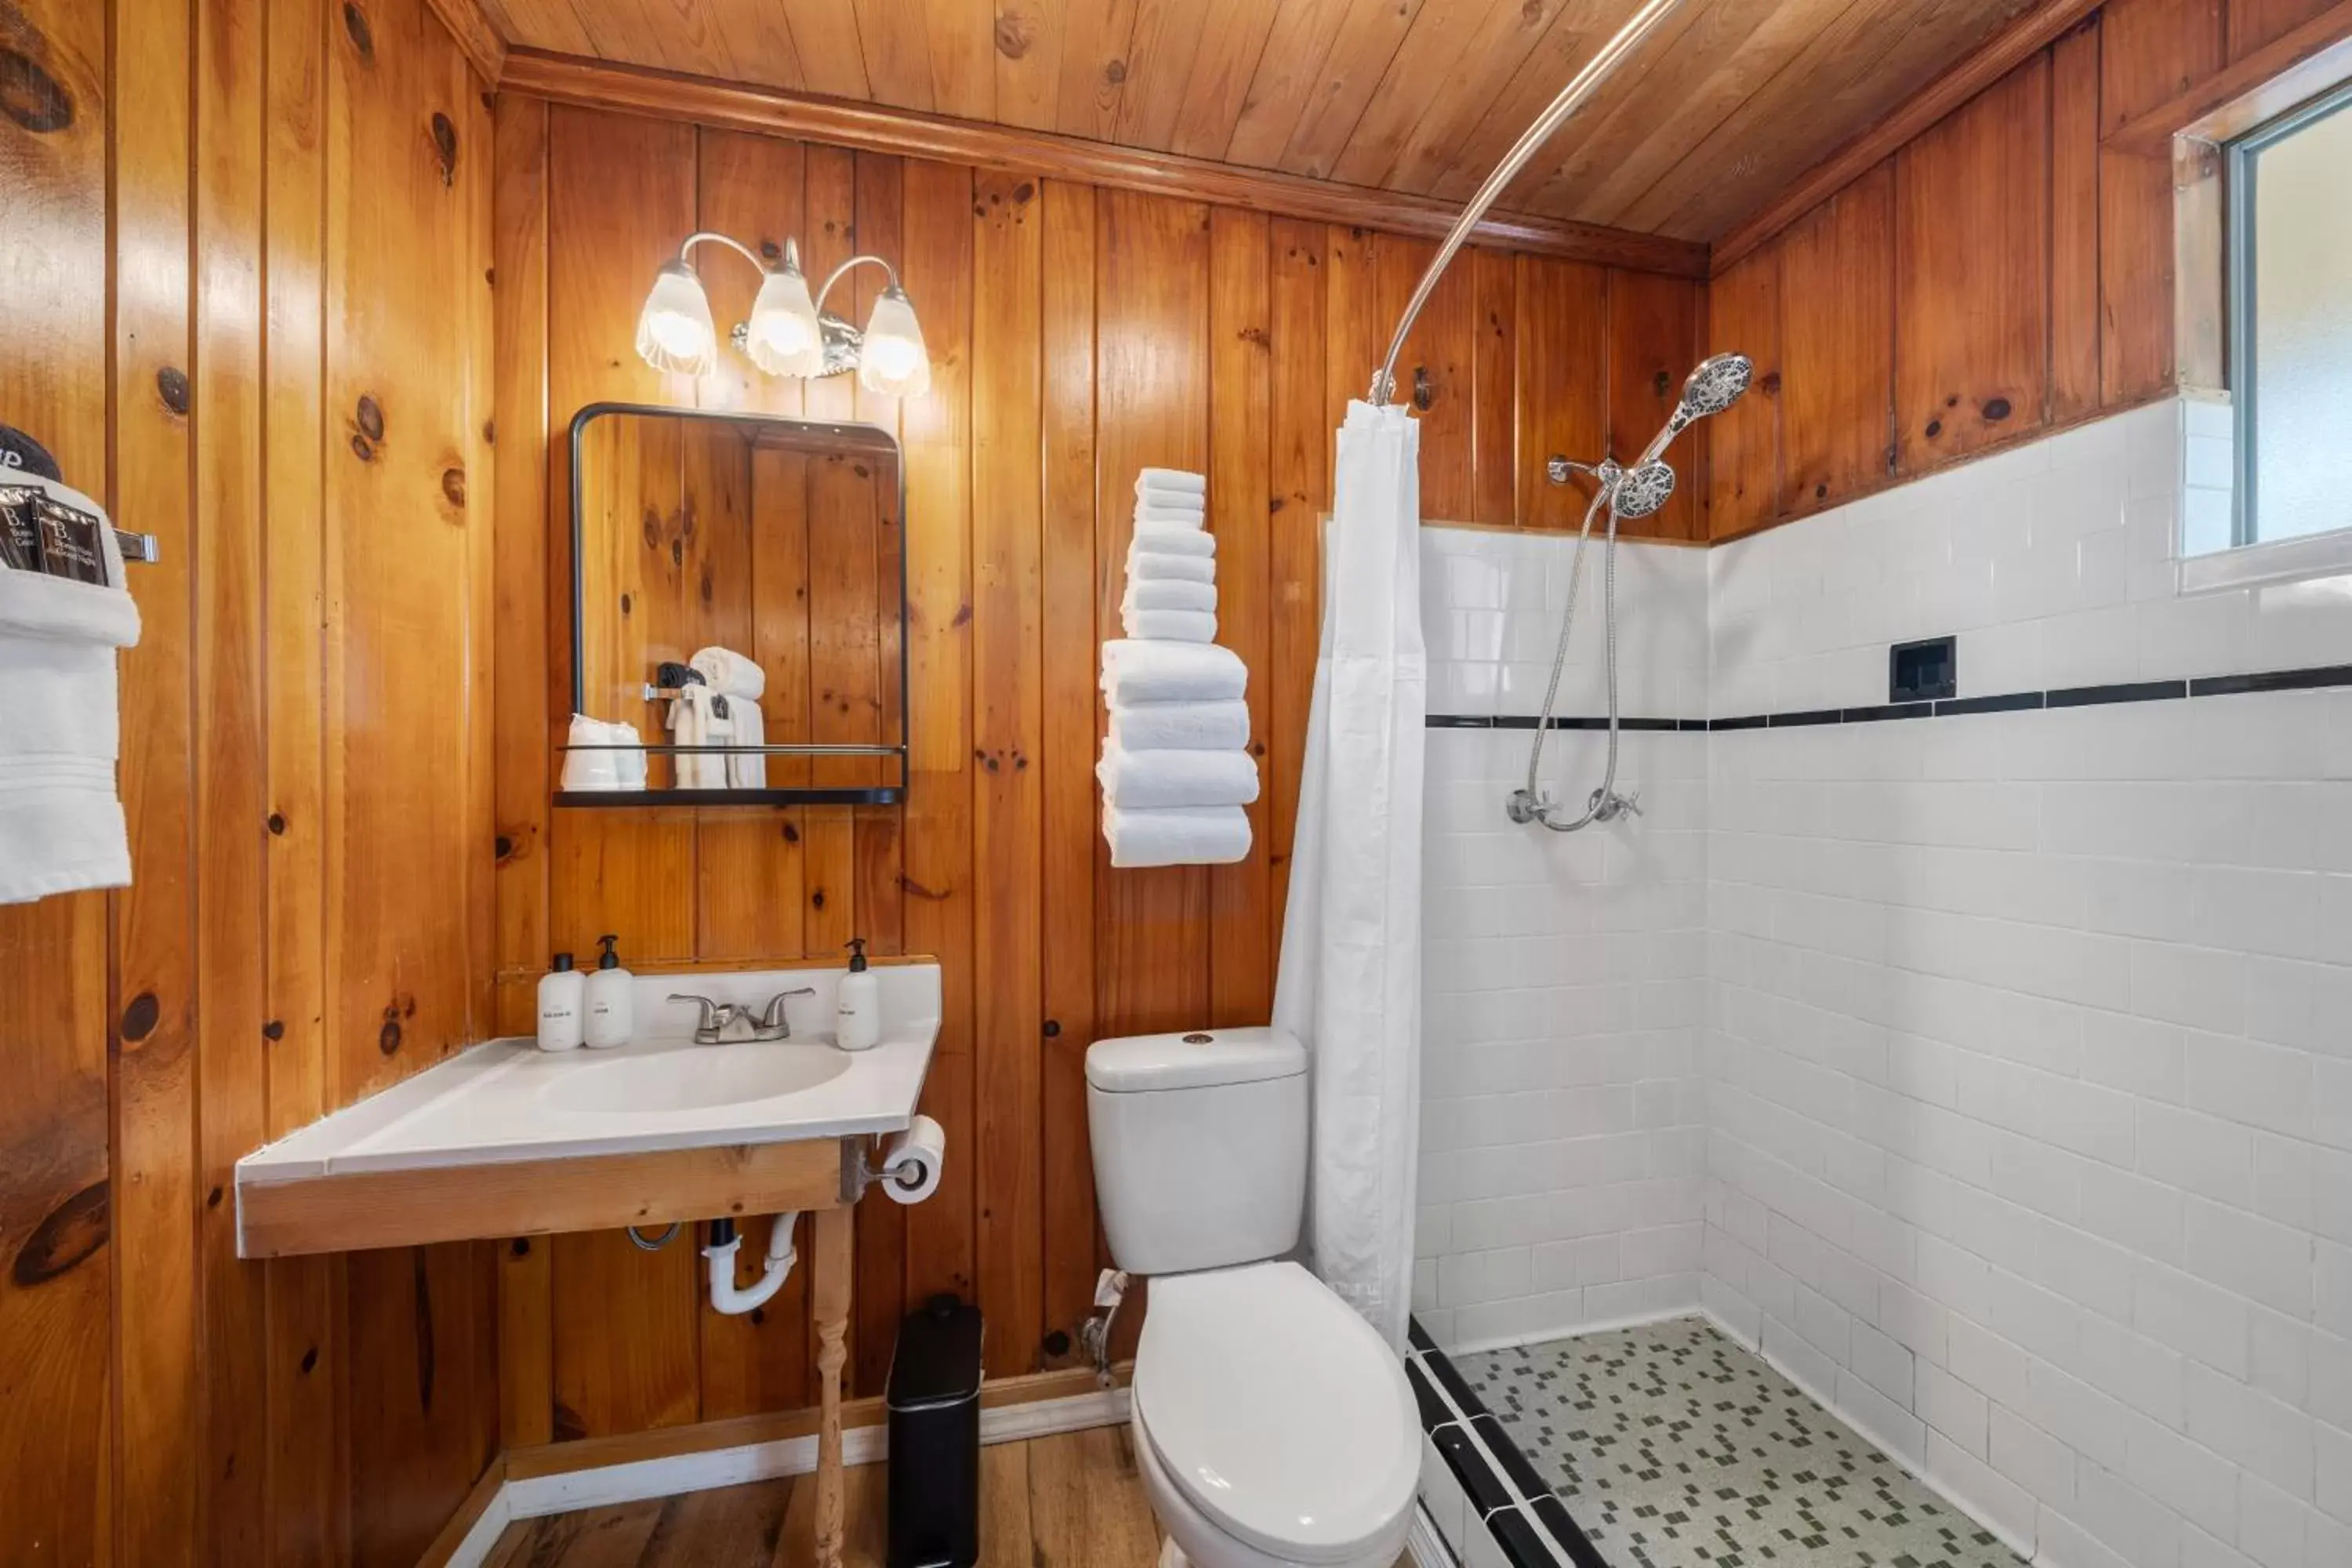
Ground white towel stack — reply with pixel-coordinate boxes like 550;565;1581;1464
1099;469;1256;868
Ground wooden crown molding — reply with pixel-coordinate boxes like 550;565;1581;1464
425;0;507;86
1710;0;2107;274
494;49;1711;278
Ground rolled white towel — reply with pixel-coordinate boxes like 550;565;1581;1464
1103;804;1250;868
1127;549;1215;586
690;644;765;699
1102;638;1246;704
1134;467;1205;495
1134;505;1205;530
1097;742;1258;809
1128;527;1214;558
666;684;731;789
1121;577;1216;614
1109;699;1250;752
1122;606;1216;642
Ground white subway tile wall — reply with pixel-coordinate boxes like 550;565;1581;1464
1417;525;1711;1351
1704;399;2352;1568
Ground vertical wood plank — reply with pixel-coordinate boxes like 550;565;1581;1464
1777;163;1895;517
2099;0;2223;134
1605;268;1705;540
1703;246;1782;540
1893;54;2050;474
106;0;198;1558
897;152;980;1359
1095;189;1214;1040
0;1;113;1556
2049;20;2103;425
1381;232;1475;524
1513;254;1608;530
2228;0;2342;56
2100;145;2177;406
1037;178;1102;1357
1470;246;1517;526
1266;217;1327;975
1207;208;1275;1028
971;169;1047;1378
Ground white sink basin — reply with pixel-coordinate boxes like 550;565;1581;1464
542;1040;853;1115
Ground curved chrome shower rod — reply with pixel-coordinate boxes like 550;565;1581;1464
1369;0;1687;405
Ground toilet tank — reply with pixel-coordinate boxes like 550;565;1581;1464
1086;1027;1308;1276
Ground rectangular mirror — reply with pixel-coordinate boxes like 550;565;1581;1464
565;405;908;805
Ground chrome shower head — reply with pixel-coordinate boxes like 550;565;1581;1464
1678;353;1753;420
1610;461;1677;520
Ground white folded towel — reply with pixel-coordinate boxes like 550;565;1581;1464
1134;467;1205;495
1132;524;1214;556
1102;639;1246;704
690;644;765;699
1121;578;1216;614
1127;548;1215;585
666;684;731;789
723;695;766;789
1097;742;1258;810
1134;505;1205;530
1121;607;1216;642
0;476;141;904
1137;491;1205;517
1109;699;1251;752
1102;804;1251;868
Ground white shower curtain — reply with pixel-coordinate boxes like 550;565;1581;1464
1273;400;1425;1350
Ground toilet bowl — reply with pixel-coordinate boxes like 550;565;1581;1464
1086;1029;1421;1568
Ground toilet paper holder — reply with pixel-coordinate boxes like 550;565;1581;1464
844;1117;944;1204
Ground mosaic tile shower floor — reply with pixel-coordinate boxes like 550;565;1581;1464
1455;1317;2024;1568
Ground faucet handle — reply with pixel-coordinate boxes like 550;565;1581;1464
667;993;726;1033
758;987;816;1029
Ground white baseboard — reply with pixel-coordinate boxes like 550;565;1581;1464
1405;1501;1457;1568
449;1385;1132;1568
1441;1299;1703;1359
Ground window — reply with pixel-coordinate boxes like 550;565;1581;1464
2228;82;2352;549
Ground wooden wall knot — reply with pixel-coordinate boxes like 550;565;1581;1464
430;111;459;187
342;2;374;60
1981;397;2013;422
440;466;466;508
993;10;1032;58
355;394;386;443
262;1020;285;1041
1103;57;1128;85
0;42;73;133
11;1181;107;1288
157;365;191;416
120;989;161;1042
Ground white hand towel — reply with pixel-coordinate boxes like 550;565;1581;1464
1127;527;1215;558
1134;467;1205;495
1101;639;1246;704
1109;699;1250;752
0;476;141;904
1120;578;1216;614
1136;489;1205;515
724;694;766;789
690;644;765;699
666;684;731;789
1121;607;1216;642
1097;742;1258;809
1127;549;1216;585
1102;804;1250;868
1134;505;1205;530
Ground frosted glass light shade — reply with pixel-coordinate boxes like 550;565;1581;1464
858;285;931;398
743;262;825;378
636;261;717;376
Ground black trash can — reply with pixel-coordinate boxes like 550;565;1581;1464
886;1294;984;1568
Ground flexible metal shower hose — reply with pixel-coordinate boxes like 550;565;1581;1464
1522;477;1624;833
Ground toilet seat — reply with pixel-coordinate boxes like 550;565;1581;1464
1132;1261;1420;1566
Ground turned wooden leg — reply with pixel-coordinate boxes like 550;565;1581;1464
814;1202;854;1568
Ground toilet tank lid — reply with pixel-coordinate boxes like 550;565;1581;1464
1086;1026;1305;1093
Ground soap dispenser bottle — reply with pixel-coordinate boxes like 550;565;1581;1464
583;933;634;1050
537;953;586;1051
835;937;879;1051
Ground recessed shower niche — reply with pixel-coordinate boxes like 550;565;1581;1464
563;405;910;807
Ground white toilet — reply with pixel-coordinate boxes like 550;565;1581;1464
1087;1026;1421;1568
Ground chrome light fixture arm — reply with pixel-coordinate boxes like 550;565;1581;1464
1368;0;1686;405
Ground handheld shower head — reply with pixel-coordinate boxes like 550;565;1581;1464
1609;461;1677;520
1638;351;1754;466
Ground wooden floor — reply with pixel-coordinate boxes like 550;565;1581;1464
485;1426;1170;1568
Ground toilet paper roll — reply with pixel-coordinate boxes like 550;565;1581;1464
878;1113;946;1205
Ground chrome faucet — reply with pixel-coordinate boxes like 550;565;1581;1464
667;989;815;1045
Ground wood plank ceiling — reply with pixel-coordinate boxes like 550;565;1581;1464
474;0;2050;243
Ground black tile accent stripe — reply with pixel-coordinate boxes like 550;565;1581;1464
1408;1319;1609;1568
1417;1343;1484;1419
1472;1414;1552;1502
1432;1424;1517;1517
1406;1358;1454;1430
1489;1506;1564;1568
1530;1496;1612;1568
1408;1317;1440;1357
1425;658;2352;735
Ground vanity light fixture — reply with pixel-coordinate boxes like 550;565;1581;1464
634;232;930;397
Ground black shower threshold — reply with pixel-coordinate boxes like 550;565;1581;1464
1407;1316;1607;1568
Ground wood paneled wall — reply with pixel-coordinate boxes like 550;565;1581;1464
489;100;1707;1439
1704;0;2351;539
0;0;499;1562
